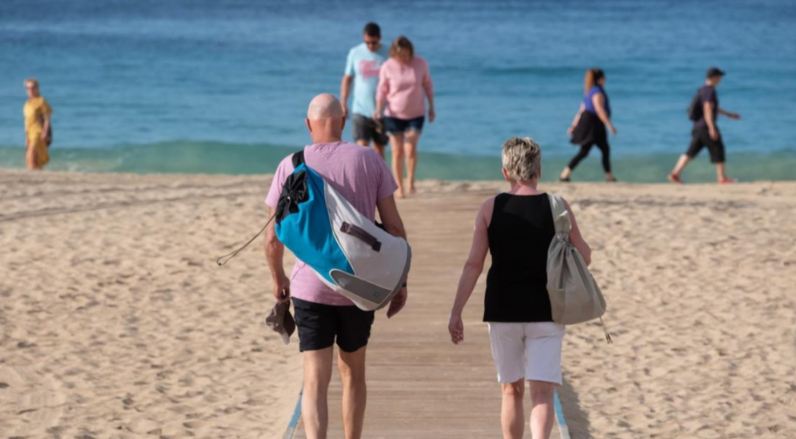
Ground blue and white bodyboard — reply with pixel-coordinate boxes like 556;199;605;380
275;151;411;311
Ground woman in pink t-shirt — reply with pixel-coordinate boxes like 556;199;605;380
374;36;435;198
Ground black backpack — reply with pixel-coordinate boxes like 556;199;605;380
687;89;702;121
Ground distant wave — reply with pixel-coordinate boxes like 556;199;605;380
0;141;794;182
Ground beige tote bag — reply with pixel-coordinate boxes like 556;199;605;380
546;194;610;340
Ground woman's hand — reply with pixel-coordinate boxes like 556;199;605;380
448;312;464;344
608;124;618;135
428;107;436;123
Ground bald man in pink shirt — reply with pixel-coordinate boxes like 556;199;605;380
374;35;435;198
266;94;408;439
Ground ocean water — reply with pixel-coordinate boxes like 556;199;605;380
1;0;795;181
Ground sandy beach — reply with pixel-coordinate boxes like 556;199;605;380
1;169;794;438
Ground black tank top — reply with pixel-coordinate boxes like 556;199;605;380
484;193;555;322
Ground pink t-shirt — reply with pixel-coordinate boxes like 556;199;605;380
377;56;433;119
265;141;398;306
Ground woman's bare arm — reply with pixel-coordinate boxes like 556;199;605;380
568;103;585;134
449;197;493;343
563;198;592;265
592;93;616;134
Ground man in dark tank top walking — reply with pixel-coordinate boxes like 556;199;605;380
668;67;742;184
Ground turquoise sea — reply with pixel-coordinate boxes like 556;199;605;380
1;0;795;182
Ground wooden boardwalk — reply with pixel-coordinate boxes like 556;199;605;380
291;192;587;438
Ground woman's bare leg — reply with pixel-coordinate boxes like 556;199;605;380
403;130;420;194
528;380;555;439
389;132;405;197
501;379;524;439
26;145;37;170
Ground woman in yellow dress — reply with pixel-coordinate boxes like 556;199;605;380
23;78;52;170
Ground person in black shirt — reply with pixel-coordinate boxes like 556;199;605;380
448;137;591;439
668;67;742;184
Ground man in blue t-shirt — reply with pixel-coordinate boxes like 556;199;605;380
669;67;742;184
340;22;389;157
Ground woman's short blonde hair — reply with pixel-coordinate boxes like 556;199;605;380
502;137;542;181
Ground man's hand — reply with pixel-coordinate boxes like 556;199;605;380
608;124;618;135
448;312;464;344
342;104;349;119
273;274;290;303
709;127;720;141
386;287;407;318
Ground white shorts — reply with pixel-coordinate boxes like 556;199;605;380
487;322;565;385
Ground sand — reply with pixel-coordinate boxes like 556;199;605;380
1;169;794;438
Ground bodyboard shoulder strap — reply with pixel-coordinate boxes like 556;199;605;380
292;150;305;167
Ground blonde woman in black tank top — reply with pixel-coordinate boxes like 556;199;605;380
449;137;592;439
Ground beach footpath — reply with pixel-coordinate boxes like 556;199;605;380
1;170;794;438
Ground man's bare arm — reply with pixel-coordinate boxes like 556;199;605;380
264;209;290;302
340;75;353;118
376;195;406;239
704;101;719;139
376;195;408;318
718;107;741;119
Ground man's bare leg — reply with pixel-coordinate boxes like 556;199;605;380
715;162;734;183
501;379;524;439
529;380;555;439
356;138;387;159
303;347;334;439
403;130;420;194
338;346;367;439
668;154;690;183
372;141;385;158
390;133;405;198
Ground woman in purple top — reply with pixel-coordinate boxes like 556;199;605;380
560;68;618;182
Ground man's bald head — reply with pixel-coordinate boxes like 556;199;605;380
305;93;346;144
307;93;344;120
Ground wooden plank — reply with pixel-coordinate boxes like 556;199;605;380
293;193;573;438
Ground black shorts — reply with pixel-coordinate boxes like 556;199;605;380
292;297;375;352
352;114;389;146
686;127;726;163
382;116;424;135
